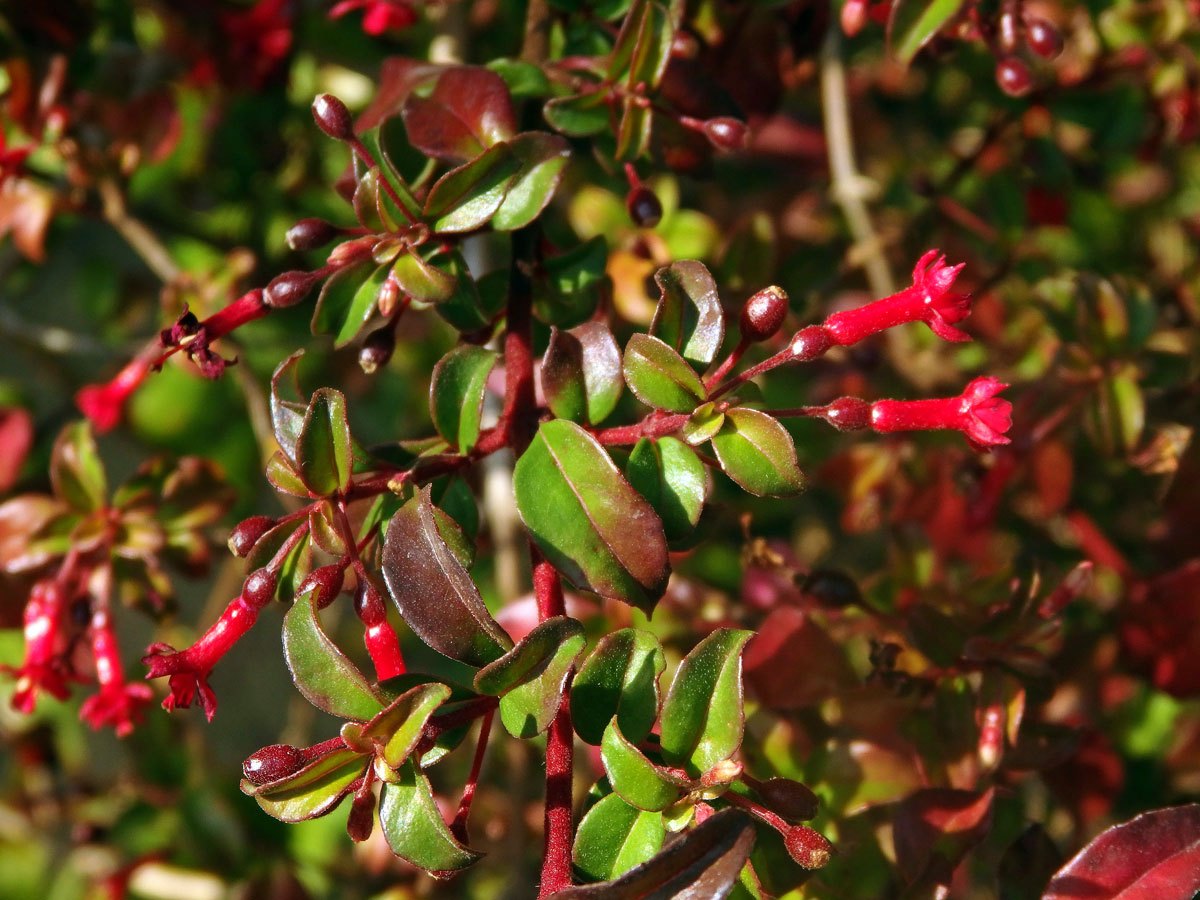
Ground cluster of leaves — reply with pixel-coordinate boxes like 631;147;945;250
2;0;1200;899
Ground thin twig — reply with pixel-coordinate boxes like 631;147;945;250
97;178;180;284
820;29;894;297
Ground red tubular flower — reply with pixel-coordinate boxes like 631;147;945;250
80;609;152;737
75;357;152;434
822;250;973;346
328;0;417;35
142;591;264;721
7;580;74;713
796;377;1013;450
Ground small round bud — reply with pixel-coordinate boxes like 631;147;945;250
801;568;862;607
1024;17;1063;59
670;31;699;59
789;325;832;361
243;744;304;785
264;270;319;309
626;185;663;228
228;516;276;557
376;278;402;318
359;325;396;375
739;286;789;342
353;580;386;626
299;564;345;608
242;568;278;610
312;93;354;141
754;777;820;822
784;825;832;869
286;218;338;252
995;57;1033;97
702;117;749;152
822;397;871;431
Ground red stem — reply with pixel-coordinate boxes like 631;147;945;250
590;412;691;445
540;699;575;898
452;708;495;844
704;336;750;390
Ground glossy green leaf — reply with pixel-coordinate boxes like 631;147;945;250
487;58;553;100
659;628;753;775
307;500;347;556
283;585;385;720
379;762;483;871
51;421;106;512
543;92;610;137
430;345;498;453
571;628;665;746
887;0;967;66
616;98;653;161
244;747;369;823
312;258;374;340
492;132;572;231
363;682;453;770
296;388;353;497
358;125;423;222
337;262;391;348
265;452;308;497
543;321;623;425
475;616;586;695
623;333;707;413
626;436;707;540
269;351;308;459
424;143;521;233
492;618;587;738
514;419;670;614
710;408;806;498
573;792;666;882
602;719;688;811
608;0;674;90
650;261;724;369
434;250;491;332
391;249;457;304
682;402;725;445
550;808;755;900
381;487;512;666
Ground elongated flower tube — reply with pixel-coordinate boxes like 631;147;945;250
8;580;74;713
787;377;1013;449
821;250;973;346
76;357;152;434
142;569;276;721
80;608;152;737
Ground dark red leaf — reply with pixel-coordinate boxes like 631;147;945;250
893;788;994;884
1043;804;1200;900
401;67;517;163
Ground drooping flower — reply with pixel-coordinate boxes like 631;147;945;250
76;357;152;434
80;608;152;737
7;579;75;713
328;0;418;36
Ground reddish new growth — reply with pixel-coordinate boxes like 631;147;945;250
328;0;417;35
142;569;276;721
793;377;1013;449
822;250;972;346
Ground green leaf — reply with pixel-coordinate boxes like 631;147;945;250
682;402;725;445
488;58;554;100
243;747;369;823
534;237;609;327
626;436;707;540
312;258;374;340
269;351;307;459
650;261;725;369
430;345;498;453
887;0;967;66
573;792;666;882
608;0;674;90
710;408;806;498
363;682;453;771
483;617;587;738
424;143;522;233
381;487;512;666
659;628;753;776
434;250;491;332
623;333;707;413
571;628;665;746
616;98;653;161
265;452;308;497
358;125;423;222
337;262;391;348
542;321;624;425
296;388;353;497
492;132;572;231
379;762;483;871
514;419;669;614
544;92;611;137
51;421;107;512
550;808;755;899
475;616;586;695
283;585;386;720
602;719;688;811
391;249;458;304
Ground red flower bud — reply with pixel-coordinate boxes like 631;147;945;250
299;564;345;608
739;286;789;342
264;270;319;309
243;744;305;785
242;568;278;610
359;325;396;374
626;185;663;228
784;825;833;869
702;117;749;151
228;516;277;557
1024;17;1063;59
312;93;354;141
996;57;1033;97
286;217;338;251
